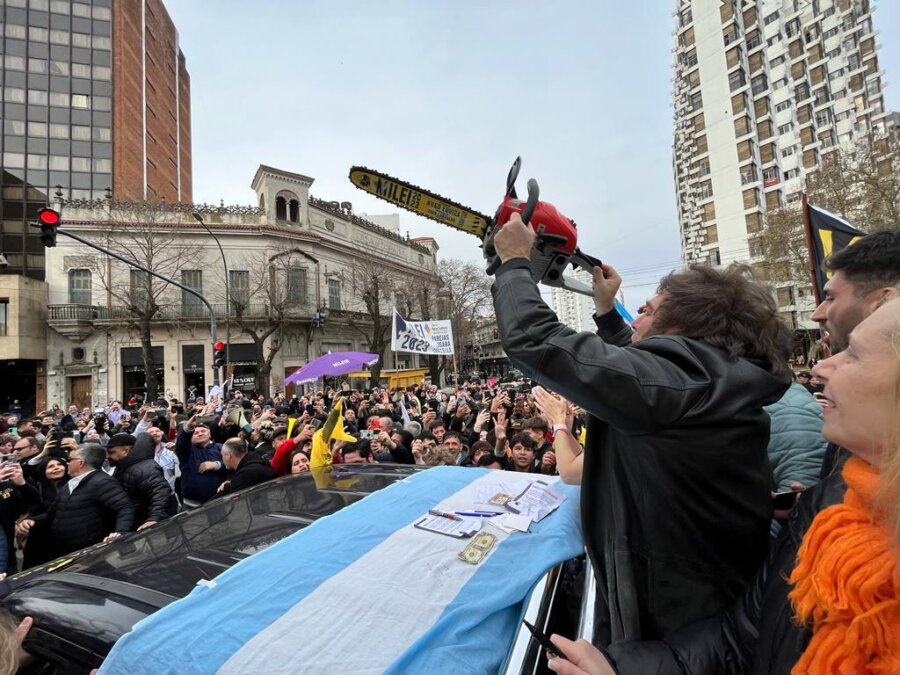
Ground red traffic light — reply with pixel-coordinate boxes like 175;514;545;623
37;208;60;226
214;341;225;351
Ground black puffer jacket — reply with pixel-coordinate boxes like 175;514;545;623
221;452;276;495
607;471;847;674
113;435;173;525
492;261;790;645
31;470;135;558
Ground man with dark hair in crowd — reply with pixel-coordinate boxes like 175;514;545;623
811;229;900;477
17;443;134;558
106;433;173;531
175;416;227;508
491;214;791;645
341;442;373;464
509;433;539;473
427;418;446;445
218;438;276;495
521;416;557;474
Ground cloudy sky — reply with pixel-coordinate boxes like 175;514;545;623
166;0;900;314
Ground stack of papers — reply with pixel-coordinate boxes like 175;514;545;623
505;481;566;523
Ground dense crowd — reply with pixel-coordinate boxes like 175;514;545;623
0;374;582;577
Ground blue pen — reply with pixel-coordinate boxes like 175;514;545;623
455;511;503;517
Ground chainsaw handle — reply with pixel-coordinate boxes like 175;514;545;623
506;156;522;199
522;179;539;225
485;178;541;276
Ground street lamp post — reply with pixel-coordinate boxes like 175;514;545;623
192;212;230;380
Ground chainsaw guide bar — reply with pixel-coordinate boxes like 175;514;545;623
349;167;490;239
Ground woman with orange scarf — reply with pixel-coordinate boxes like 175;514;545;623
546;298;900;675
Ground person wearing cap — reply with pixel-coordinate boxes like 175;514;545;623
106;433;174;530
794;371;817;395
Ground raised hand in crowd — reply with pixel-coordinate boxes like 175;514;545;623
473;408;491;433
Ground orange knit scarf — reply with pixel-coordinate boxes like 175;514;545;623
788;457;900;674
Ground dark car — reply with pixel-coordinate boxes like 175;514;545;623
1;464;423;674
4;464;589;675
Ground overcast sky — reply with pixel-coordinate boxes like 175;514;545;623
166;0;900;314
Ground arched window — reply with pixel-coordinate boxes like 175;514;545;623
289;199;299;223
275;196;287;221
68;269;92;304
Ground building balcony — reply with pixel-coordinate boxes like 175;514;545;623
48;302;317;334
47;304;99;341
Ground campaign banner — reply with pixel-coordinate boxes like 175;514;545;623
391;311;454;356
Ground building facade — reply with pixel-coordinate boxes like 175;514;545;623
42;164;440;407
1;0;189;413
672;0;890;327
550;268;595;333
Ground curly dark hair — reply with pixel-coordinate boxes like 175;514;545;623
651;263;792;379
825;229;900;297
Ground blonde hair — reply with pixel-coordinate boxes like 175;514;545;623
876;303;900;552
422;445;457;467
0;611;21;675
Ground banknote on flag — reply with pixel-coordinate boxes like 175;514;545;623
99;468;582;674
806;201;866;299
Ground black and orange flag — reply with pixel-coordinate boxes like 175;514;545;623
803;197;866;303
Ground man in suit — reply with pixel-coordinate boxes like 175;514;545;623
17;443;135;558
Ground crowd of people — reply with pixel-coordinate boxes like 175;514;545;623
0;225;897;674
0;365;579;578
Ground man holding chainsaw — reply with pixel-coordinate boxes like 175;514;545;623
490;213;791;646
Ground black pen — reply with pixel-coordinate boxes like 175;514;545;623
522;619;559;658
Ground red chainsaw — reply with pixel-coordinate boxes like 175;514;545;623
349;157;601;296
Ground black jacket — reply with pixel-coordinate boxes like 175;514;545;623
607;472;846;674
492;262;789;645
31;470;135;558
222;453;276;494
112;436;173;525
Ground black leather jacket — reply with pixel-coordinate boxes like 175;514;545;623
607;471;846;674
113;437;174;525
492;261;789;644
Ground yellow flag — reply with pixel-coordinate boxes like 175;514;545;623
286;417;297;439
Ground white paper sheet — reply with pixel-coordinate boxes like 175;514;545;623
506;481;566;523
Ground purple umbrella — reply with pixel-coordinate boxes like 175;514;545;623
285;351;380;386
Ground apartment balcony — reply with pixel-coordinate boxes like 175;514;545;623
47;304;98;341
48;302;315;335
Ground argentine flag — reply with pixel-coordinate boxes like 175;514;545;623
100;467;583;674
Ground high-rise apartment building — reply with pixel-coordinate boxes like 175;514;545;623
0;0;190;413
551;268;595;333
672;0;890;326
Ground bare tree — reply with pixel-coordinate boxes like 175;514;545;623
437;258;494;370
226;245;315;398
759;135;900;286
342;258;406;387
87;201;191;401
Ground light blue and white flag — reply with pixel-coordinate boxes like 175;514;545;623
100;467;583;674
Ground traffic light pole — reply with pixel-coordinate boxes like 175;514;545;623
51;227;220;388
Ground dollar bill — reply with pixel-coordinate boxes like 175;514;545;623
458;532;497;565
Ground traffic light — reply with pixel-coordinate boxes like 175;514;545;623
36;207;61;248
213;341;226;368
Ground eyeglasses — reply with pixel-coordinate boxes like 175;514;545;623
68;455;83;463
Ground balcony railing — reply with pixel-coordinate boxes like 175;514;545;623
48;302;314;323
